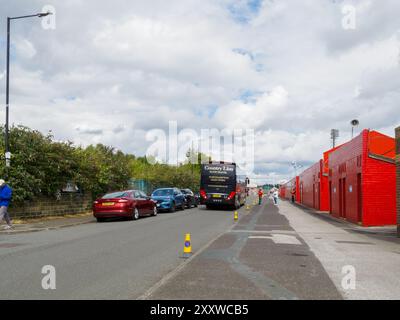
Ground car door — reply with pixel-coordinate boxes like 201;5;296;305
139;191;152;214
133;190;145;215
175;188;184;206
187;190;194;206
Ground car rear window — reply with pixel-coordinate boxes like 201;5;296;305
102;191;130;199
152;189;173;196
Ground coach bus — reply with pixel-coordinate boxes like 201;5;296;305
199;162;246;210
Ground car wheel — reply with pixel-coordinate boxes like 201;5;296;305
152;206;158;216
133;207;140;220
169;202;176;213
96;217;105;223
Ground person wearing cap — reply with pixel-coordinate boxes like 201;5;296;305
0;179;13;230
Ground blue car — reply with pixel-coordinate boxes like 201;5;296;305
151;188;186;212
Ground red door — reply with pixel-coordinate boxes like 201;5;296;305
357;173;362;223
312;183;316;209
339;179;343;217
329;181;332;214
343;178;347;219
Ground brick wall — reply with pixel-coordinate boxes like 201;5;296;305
396;127;400;237
9;193;93;218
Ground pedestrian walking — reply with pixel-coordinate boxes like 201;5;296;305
258;188;263;205
273;189;279;205
0;179;13;230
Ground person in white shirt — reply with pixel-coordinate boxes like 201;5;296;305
273;189;279;205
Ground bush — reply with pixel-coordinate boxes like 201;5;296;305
0;126;131;203
0;125;202;203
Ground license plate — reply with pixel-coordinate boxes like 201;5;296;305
102;202;114;206
212;194;222;198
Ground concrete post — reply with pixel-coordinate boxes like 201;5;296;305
396;127;400;237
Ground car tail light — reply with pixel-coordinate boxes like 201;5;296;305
200;189;207;199
227;191;236;200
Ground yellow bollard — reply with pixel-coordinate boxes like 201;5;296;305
183;233;192;258
234;211;238;222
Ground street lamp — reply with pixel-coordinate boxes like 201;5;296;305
350;119;359;139
5;11;52;167
291;161;302;176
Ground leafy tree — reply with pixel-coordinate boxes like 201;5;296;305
0;126;204;203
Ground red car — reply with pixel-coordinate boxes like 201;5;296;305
93;190;157;222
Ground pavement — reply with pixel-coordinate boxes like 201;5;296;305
0;213;95;235
279;200;400;300
147;197;342;300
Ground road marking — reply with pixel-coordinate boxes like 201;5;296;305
249;234;301;245
137;222;237;300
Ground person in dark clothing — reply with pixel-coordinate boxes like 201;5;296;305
0;179;13;230
291;187;296;203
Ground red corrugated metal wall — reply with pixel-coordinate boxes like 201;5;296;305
329;129;396;226
299;161;321;210
280;177;300;202
363;131;396;226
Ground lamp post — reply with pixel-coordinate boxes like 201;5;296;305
291;161;302;177
5;12;52;167
351;119;359;139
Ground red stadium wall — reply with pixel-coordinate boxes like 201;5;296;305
329;130;396;226
299;161;323;210
363;131;396;226
280;177;299;201
295;176;300;202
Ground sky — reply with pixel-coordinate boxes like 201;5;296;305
0;0;399;184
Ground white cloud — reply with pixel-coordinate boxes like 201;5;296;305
0;0;399;183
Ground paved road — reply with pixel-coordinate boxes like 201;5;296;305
149;199;342;300
0;206;234;299
2;197;399;300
